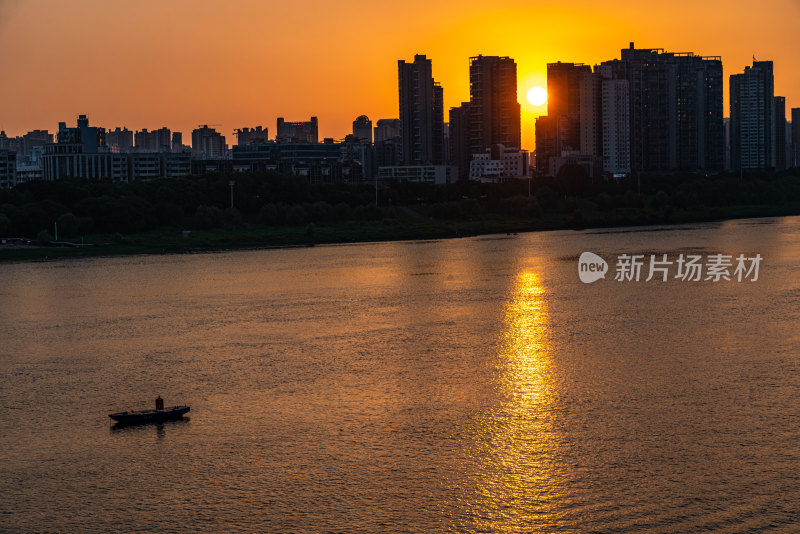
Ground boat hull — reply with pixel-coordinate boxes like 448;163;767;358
109;406;190;425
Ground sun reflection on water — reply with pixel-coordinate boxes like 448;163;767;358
452;270;563;532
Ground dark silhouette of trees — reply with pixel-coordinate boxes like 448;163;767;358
0;168;798;238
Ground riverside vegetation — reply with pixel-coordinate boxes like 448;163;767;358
1;165;799;260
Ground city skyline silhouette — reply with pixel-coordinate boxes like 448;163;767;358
0;0;798;151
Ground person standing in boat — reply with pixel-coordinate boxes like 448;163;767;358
155;396;164;410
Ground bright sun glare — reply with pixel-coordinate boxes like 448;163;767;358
527;86;547;107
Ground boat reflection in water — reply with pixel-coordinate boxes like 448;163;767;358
110;417;190;434
454;270;564;532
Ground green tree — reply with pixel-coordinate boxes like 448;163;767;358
334;202;352;221
37;229;53;245
556;164;591;196
78;216;94;234
155;202;184;227
194;205;224;229
56;213;80;238
223;207;243;227
285;205;307;226
259;203;279;225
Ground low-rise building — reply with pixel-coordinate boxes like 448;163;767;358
231;141;362;184
235;126;269;146
15;146;45;183
469;144;529;183
276;117;318;143
377;165;456;185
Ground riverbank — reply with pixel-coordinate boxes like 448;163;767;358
2;202;799;262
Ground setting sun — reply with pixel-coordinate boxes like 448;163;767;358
527;86;547;107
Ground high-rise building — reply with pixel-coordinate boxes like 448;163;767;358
730;60;774;170
41;115;125;181
468;55;521;155
534;62;603;175
372;118;400;168
534;115;558;173
374;119;401;143
432;83;444;164
0;131;21;153
352;115;372;144
0;150;17;189
600;78;631;174
723;118;731;170
600;43;723;172
235;126;269;146
0;131;12;151
192;125;227;158
792;108;800;168
39;116;189;181
374;119;402;168
56;114;106;153
448;103;472;180
134;129;150;151
544;62;591;157
19;130;54;158
398;54;444;165
533;62;602;175
134;127;171;152
172;132;183;152
535;44;722;177
276;117;318;143
106;128;133;153
773;96;786;170
154;128;170;151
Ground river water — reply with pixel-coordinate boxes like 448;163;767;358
2;217;800;532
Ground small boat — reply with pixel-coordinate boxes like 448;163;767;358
109;396;190;425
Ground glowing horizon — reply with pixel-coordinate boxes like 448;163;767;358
0;0;798;152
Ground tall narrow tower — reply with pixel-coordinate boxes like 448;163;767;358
398;54;444;165
468;55;521;154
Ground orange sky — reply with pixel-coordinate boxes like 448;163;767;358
0;0;798;151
